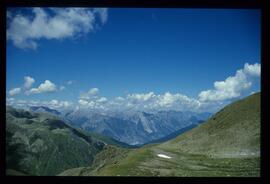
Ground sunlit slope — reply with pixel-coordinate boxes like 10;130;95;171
162;92;260;156
5;107;130;176
68;92;260;176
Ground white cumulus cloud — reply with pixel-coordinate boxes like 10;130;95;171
9;88;21;96
48;99;72;109
96;91;202;112
127;92;155;102
24;76;35;89
198;63;261;102
7;8;108;49
243;63;261;76
28;80;57;94
10;99;72;109
97;97;107;103
78;99;89;106
78;88;110;110
79;88;99;100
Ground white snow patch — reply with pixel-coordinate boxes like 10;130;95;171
157;154;172;159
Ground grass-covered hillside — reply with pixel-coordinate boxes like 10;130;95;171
5;106;130;176
163;91;260;156
60;92;260;176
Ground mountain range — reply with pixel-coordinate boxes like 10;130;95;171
6;92;260;176
29;106;211;145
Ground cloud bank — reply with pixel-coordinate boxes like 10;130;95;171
78;88;108;109
8;99;72;109
75;63;260;112
7;63;260;113
7;8;108;49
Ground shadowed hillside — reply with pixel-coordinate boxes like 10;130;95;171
5;107;131;176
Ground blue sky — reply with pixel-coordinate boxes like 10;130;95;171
6;8;261;112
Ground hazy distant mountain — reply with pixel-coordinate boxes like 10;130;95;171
27;105;212;145
29;106;61;116
63;110;211;145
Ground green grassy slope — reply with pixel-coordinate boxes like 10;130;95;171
88;132;138;149
163;92;260;156
59;145;130;176
63;92;260;176
5;107;129;176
